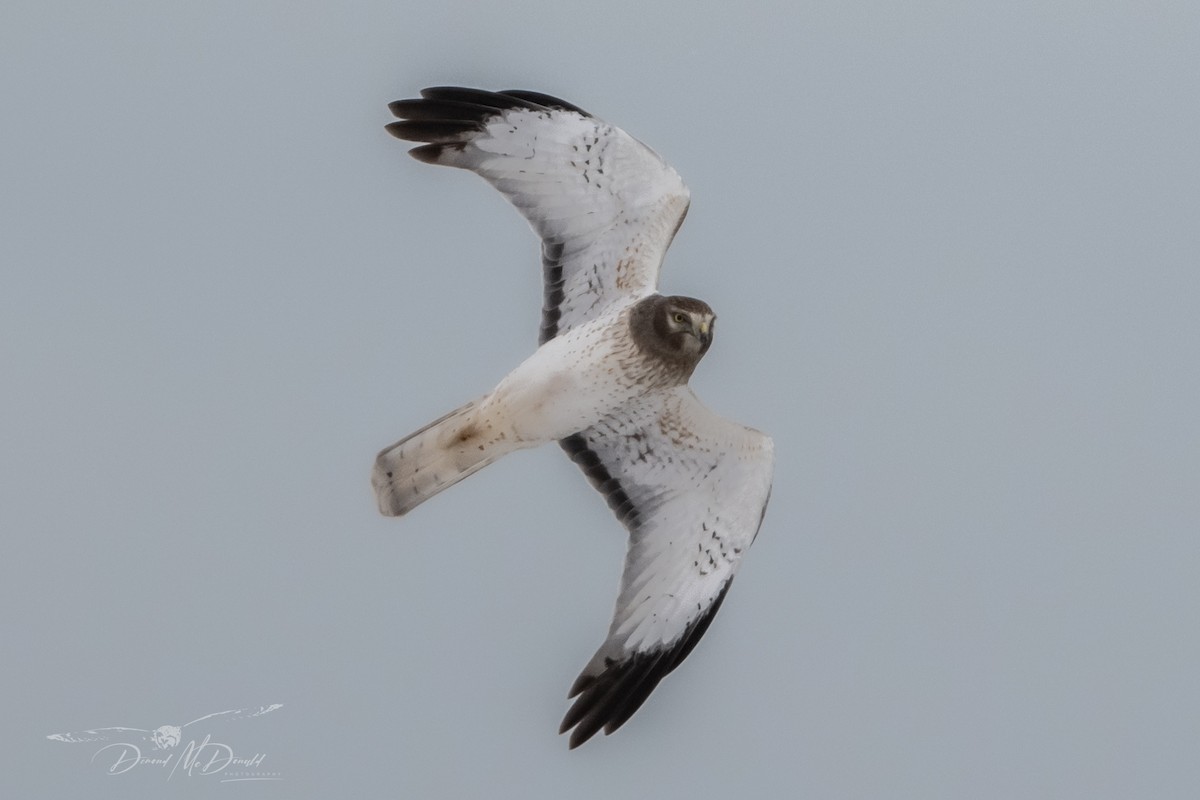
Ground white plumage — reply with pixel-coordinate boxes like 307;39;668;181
373;87;774;747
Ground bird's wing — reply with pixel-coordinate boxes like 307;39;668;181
46;727;148;743
387;87;691;343
557;386;774;748
182;703;283;728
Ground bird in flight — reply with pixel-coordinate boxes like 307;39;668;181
373;87;774;748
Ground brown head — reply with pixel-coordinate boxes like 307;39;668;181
629;294;716;381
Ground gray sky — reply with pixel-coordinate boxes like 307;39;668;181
4;1;1199;797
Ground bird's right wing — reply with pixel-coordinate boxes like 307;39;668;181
386;87;691;344
557;386;774;747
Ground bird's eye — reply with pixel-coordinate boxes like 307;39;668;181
673;312;687;324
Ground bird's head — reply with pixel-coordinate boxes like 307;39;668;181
657;296;715;358
629;294;717;379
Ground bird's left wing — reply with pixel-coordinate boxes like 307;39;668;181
558;386;774;748
386;87;690;344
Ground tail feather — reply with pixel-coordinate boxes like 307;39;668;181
372;399;505;516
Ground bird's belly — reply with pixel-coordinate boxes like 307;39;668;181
484;329;643;443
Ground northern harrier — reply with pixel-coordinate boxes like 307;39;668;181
373;87;774;748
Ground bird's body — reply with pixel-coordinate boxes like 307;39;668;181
375;300;671;515
372;87;774;747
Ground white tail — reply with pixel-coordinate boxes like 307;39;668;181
372;398;510;516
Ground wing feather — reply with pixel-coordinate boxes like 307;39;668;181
558;387;774;747
386;87;691;343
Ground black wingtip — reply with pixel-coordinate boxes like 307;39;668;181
389;97;508;123
386;87;592;140
384;119;481;144
407;143;455;164
386;87;583;160
560;651;670;748
559;579;735;749
499;89;591;116
416;86;557;113
386;87;594;168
